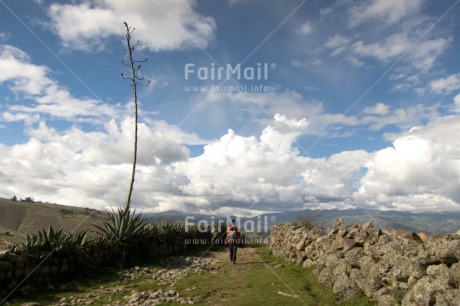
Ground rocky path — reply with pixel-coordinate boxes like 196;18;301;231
194;247;262;305
121;247;261;306
39;247;260;306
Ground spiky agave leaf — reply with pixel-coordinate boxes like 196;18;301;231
95;208;147;243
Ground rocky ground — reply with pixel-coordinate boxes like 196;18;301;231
52;256;219;306
11;248;258;306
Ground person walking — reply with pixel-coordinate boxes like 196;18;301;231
225;218;241;264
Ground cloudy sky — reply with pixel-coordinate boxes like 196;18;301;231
1;0;460;216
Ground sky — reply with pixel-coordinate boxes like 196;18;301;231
1;0;460;216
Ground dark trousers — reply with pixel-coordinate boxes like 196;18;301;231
229;243;237;262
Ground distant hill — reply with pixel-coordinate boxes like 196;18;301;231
0;197;109;247
255;208;460;235
2;195;459;249
143;208;460;235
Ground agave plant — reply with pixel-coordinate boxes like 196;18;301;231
160;223;175;235
19;225;88;254
146;223;161;239
6;243;19;253
38;225;64;250
95;208;147;243
63;231;88;247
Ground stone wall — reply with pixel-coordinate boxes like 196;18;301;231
269;219;460;305
0;238;190;299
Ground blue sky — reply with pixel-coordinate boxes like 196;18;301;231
1;0;460;215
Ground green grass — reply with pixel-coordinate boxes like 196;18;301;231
3;246;376;306
174;247;376;306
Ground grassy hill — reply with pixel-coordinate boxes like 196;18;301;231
0;197;109;247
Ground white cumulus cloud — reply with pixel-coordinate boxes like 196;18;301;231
0;118;202;211
356;116;460;211
48;0;216;52
0;44;116;122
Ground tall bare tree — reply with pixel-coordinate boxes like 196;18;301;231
121;22;150;211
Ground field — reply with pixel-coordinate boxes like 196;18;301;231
0;197;109;247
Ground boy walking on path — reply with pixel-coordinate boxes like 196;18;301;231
225;219;241;264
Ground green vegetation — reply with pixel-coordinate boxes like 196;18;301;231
5;247;375;306
174;247;375;306
9;225;87;255
95;209;147;243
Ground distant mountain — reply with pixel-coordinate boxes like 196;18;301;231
143;208;460;235
142;210;223;224
251;209;460;235
2;193;458;248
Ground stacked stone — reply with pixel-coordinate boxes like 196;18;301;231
0;238;190;299
269;219;460;305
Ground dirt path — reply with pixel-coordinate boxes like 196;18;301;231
203;246;260;269
185;247;264;305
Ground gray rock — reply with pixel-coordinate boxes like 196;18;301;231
435;240;460;263
388;258;425;285
402;275;451;306
332;261;348;276
302;259;314;268
362;221;373;230
295;237;306;251
332;272;361;301
372;287;398;306
342;238;357;252
344;247;364;268
332;236;344;250
366;228;382;245
317;267;334;285
435;289;460;306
